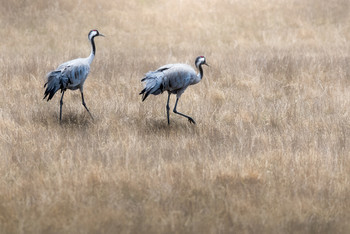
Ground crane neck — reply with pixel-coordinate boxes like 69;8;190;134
198;64;204;80
87;36;96;65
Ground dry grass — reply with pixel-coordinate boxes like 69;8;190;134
1;0;350;233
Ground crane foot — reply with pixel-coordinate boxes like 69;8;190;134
188;117;196;124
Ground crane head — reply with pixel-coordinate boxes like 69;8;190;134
88;29;105;40
195;56;209;68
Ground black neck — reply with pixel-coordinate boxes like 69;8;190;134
198;64;204;79
91;36;96;55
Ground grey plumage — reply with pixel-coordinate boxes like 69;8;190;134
43;29;104;122
140;56;208;124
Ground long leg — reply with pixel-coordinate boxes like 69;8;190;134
81;91;94;120
59;91;65;123
173;97;196;124
166;92;171;125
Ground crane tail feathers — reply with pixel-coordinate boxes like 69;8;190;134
139;71;164;101
139;87;153;102
142;90;152;102
43;71;68;101
139;88;146;96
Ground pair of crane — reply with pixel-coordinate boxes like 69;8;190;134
43;30;209;124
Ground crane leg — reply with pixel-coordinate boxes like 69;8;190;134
173;97;196;124
81;92;94;120
59;91;65;123
166;92;171;125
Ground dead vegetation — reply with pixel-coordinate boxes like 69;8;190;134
0;0;349;233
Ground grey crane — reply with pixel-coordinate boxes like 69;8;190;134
43;29;104;122
140;56;209;124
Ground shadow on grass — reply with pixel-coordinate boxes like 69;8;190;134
59;112;93;128
32;110;94;129
138;117;199;137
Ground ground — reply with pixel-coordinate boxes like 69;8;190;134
0;0;349;233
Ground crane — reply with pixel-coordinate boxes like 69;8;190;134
140;56;209;124
43;29;104;122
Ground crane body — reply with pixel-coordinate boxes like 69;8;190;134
140;56;208;124
43;29;104;122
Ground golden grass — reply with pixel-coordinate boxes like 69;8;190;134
0;0;350;233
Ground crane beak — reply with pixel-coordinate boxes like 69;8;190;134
204;62;209;67
99;33;105;37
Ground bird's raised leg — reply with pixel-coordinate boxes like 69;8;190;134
81;91;94;120
59;91;65;123
173;97;196;124
166;92;171;125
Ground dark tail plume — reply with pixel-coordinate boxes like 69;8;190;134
139;71;163;102
43;71;68;101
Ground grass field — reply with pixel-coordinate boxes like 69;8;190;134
1;0;350;233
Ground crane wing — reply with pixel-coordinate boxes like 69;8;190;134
140;63;198;101
160;64;197;91
58;59;90;89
